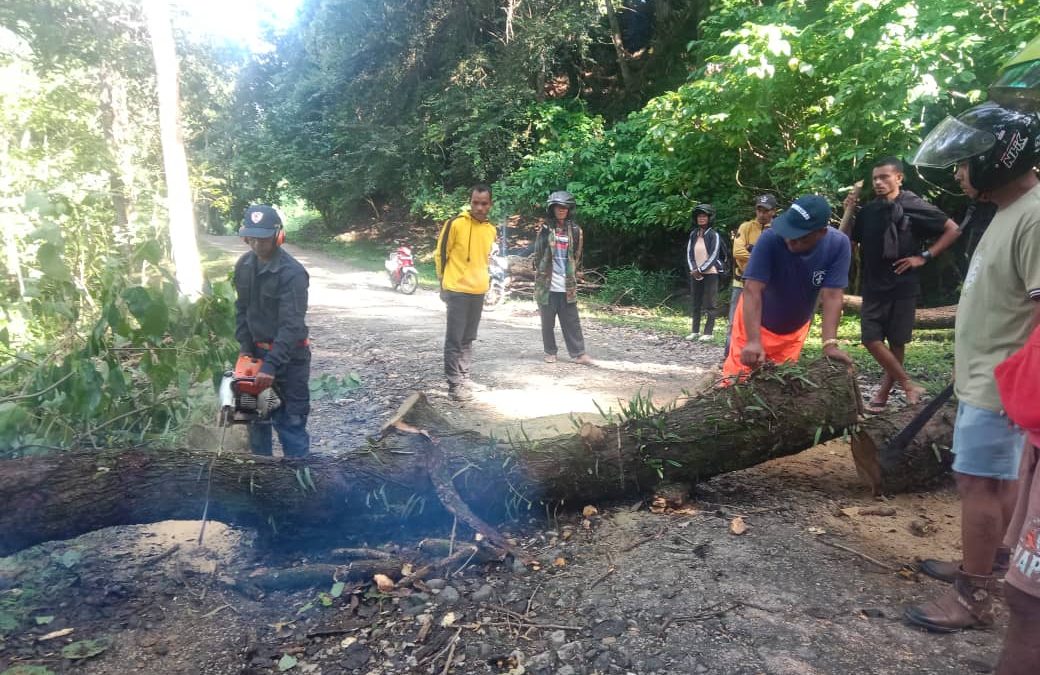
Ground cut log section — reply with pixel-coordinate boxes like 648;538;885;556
843;295;956;329
850;401;956;495
1;360;869;556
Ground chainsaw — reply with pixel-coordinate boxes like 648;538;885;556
217;355;281;426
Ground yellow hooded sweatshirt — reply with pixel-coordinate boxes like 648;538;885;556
435;212;497;295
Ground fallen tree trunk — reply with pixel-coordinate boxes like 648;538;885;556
842;295;957;329
850;401;957;495
1;360;864;556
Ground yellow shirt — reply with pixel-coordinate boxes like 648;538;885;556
435;212;498;294
732;219;770;288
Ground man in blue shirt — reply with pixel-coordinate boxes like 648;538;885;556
723;194;853;379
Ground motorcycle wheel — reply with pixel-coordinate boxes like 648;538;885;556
484;280;505;307
399;271;419;295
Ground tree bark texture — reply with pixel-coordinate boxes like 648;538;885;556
842;295;956;329
1;360;872;556
850;401;956;495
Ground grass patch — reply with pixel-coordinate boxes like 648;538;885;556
199;242;239;282
582;296;953;393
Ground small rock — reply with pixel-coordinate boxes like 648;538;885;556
557;641;582;662
909;519;935;537
437;586;460;604
471;584;493;602
527;651;554;670
591;618;627;638
549;630;567;647
557;667;576;675
593;651;613;670
426;578;447;590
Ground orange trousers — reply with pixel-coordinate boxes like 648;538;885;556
722;295;812;382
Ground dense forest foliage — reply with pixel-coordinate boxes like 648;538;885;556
0;0;1036;452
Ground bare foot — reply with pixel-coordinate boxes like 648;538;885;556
864;398;888;414
903;381;927;405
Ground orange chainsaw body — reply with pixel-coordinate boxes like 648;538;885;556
233;355;267;395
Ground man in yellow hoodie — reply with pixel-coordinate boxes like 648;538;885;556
435;184;499;401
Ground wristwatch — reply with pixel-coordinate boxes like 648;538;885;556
919;250;933;262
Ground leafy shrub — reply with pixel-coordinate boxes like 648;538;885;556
596;265;678;307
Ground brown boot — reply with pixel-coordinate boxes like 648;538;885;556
920;546;1011;583
904;569;996;632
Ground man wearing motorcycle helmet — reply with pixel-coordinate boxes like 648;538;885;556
534;191;592;364
234;204;312;456
685;203;727;342
903;101;1040;634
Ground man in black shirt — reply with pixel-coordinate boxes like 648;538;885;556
839;157;960;411
234;205;312;456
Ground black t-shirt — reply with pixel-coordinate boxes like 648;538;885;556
852;190;948;299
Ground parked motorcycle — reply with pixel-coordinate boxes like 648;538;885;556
484;251;510;307
385;244;419;294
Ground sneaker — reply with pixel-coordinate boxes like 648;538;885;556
572;354;594;365
684;333;700;341
544;354;557;363
448;385;473;402
698;334;714;342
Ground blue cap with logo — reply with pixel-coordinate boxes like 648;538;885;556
771;195;831;240
240;205;282;238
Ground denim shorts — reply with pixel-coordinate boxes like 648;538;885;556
951;401;1026;480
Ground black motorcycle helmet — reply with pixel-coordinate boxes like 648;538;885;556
691;203;715;227
546;190;577;219
912;101;1040;192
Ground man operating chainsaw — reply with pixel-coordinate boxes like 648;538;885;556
233;204;311;457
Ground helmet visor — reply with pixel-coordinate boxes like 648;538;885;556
911;116;997;168
990;59;1040;112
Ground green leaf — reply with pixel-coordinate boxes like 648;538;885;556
133;240;163;266
330;581;345;598
122;287;169;336
61;638;109;660
34;615;55;625
36;243;71;282
277;654;298;671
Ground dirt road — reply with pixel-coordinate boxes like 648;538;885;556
202;235;724;449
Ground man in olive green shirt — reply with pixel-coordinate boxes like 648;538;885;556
904;102;1040;634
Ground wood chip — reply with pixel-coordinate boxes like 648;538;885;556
729;516;748;535
39;627;75;641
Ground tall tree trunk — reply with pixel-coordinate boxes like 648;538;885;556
603;0;634;94
0;360;866;556
143;0;203;300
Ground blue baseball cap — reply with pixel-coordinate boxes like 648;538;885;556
771;195;831;240
240;205;282;238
